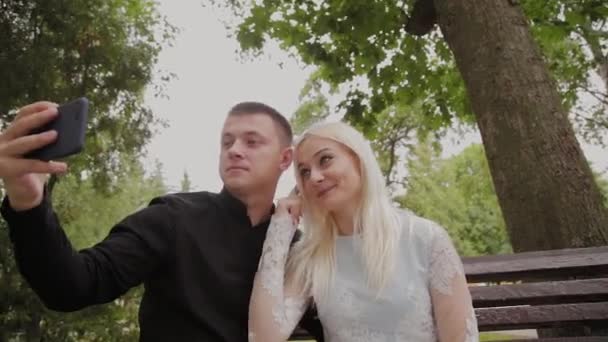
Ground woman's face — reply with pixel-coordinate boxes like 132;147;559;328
295;135;362;214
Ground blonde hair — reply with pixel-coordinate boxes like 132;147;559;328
287;121;402;300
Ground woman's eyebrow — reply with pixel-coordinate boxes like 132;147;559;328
297;148;330;169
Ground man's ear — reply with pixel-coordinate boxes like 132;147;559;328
279;146;293;171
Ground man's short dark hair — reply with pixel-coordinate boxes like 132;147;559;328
228;102;293;146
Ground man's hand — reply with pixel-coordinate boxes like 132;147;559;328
0;101;68;211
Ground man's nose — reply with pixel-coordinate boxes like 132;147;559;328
227;140;245;159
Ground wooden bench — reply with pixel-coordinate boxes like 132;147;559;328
290;246;608;341
467;245;608;340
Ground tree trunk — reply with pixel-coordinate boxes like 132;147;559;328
432;0;608;252
432;2;608;335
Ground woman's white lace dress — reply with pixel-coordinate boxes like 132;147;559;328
248;209;479;342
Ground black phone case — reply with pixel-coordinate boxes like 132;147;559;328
24;97;89;161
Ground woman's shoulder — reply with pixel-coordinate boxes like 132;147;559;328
395;208;447;246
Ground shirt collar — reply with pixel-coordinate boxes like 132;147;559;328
219;187;248;217
218;187;276;228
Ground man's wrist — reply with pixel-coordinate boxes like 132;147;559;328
7;192;44;212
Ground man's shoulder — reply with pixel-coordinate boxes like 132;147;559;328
124;191;221;232
149;191;220;211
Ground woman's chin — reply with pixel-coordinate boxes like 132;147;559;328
316;197;342;213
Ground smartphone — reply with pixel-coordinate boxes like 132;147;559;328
24;97;89;161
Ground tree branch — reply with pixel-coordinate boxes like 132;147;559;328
385;137;398;186
580;85;608;106
573;110;608;130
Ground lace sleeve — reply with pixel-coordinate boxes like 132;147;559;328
248;213;311;342
428;224;479;342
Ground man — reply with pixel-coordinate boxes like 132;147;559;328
0;101;323;341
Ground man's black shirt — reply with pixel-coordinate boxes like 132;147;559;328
1;188;323;341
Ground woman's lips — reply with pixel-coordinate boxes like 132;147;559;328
317;185;336;198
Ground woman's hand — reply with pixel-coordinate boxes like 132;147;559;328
276;194;302;226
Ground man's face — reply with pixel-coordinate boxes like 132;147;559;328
219;113;292;194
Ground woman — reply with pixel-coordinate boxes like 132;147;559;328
248;121;478;342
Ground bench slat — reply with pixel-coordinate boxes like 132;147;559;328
477;301;608;331
463;246;608;283
471;278;608;307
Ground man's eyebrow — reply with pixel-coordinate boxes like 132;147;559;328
222;131;263;138
243;131;264;137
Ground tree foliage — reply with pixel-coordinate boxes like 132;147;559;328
180;170;192;192
218;0;607;143
0;0;177;188
399;143;511;256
